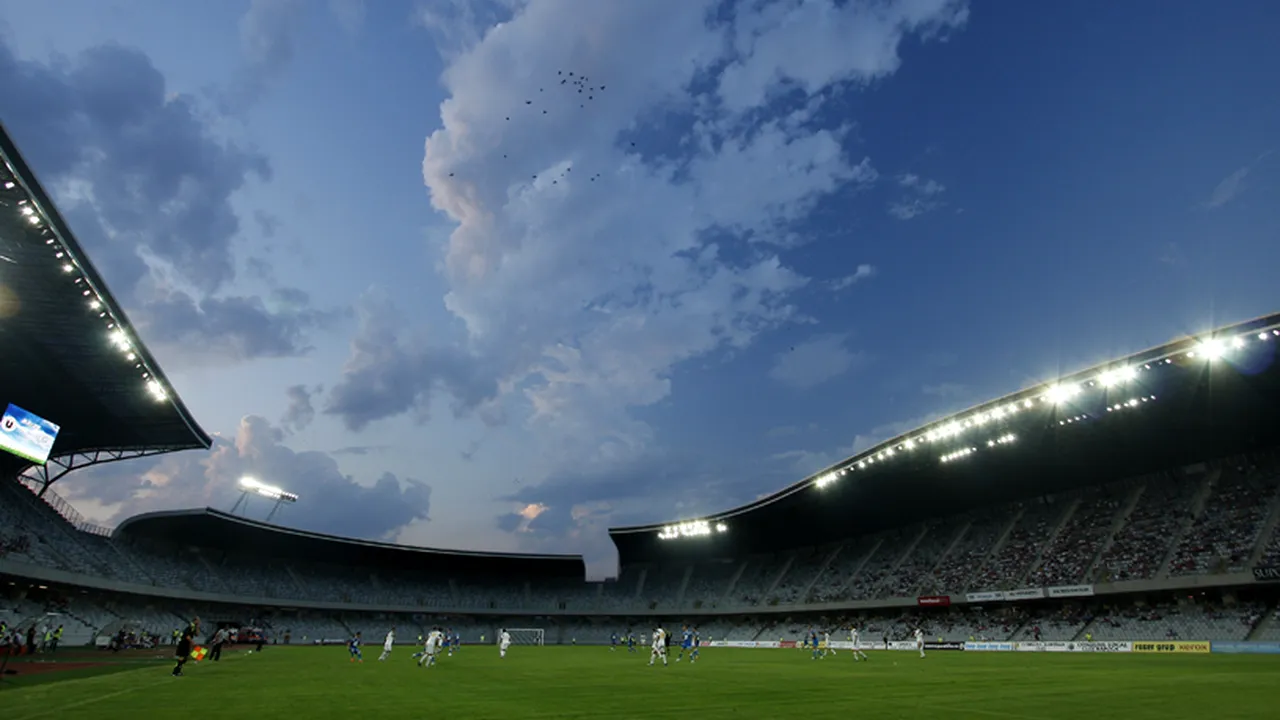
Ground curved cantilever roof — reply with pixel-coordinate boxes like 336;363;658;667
116;508;586;578
611;313;1280;563
0;123;210;473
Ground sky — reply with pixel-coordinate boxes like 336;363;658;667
1;0;1278;578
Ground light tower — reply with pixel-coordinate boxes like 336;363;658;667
230;476;299;523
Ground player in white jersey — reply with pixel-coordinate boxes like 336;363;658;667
823;631;834;657
850;627;869;661
499;629;512;658
378;627;396;661
914;628;925;658
419;628;443;668
648;628;668;667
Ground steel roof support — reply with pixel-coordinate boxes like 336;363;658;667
18;447;179;496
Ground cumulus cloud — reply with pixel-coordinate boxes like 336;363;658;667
325;288;500;431
0;38;333;362
332;0;968;554
770;333;864;389
282;384;320;431
889;172;946;219
830;263;877;290
57;416;432;540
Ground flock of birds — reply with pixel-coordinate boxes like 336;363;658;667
448;70;640;187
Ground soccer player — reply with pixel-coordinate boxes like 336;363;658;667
850;627;868;661
914;628;925;658
419;628;442;668
379;627;395;661
172;617;200;677
499;628;512;658
648;627;668;667
689;627;701;664
610;632;619;651
676;625;692;662
823;630;834;657
810;630;822;660
349;632;364;663
627;633;637;653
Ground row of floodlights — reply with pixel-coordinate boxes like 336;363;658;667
657;520;729;540
811;326;1278;489
4;168;169;404
239;476;298;503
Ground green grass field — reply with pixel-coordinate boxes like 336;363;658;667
1;645;1274;719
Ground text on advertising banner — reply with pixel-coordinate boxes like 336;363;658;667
1131;641;1210;654
917;595;951;607
1046;584;1094;598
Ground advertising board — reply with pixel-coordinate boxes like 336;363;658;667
964;641;1013;652
1210;641;1280;655
1046;584;1094;598
1131;641;1209;654
918;595;951;607
1004;588;1046;601
965;591;1005;602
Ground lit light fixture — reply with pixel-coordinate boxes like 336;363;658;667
1044;383;1078;404
62;263;73;273
1197;338;1225;360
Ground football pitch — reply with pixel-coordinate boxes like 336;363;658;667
1;645;1274;719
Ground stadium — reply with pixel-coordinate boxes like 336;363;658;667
3;119;1280;717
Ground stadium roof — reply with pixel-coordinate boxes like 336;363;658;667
115;508;586;579
0;123;210;479
611;313;1280;564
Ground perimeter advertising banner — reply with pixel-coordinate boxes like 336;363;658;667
923;641;965;650
917;595;951;607
1003;588;1047;601
1131;641;1210;654
965;641;1014;652
1253;566;1280;582
1046;584;1095;598
966;591;1006;602
1210;642;1280;655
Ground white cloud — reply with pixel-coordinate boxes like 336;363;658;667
889;172;946;219
325;0;970;551
769;333;863;389
830;263;877;290
1204;166;1248;209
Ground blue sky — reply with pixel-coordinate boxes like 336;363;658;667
2;0;1277;577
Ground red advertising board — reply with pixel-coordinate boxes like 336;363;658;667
918;595;951;607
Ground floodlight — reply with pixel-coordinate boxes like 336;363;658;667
1232;336;1245;349
1044;384;1078;404
1197;339;1225;360
19;205;33;216
1261;332;1271;341
61;263;73;273
89;299;101;310
715;523;728;533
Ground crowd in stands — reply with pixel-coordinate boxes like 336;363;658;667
4;455;1280;624
1029;491;1125;587
1168;465;1279;576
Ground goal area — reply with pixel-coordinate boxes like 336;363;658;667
505;628;545;646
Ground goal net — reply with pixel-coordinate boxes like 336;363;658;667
505;628;545;646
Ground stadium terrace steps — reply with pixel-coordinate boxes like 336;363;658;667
1246;476;1280;566
1085;483;1147;582
1159;469;1219;578
1021;496;1081;588
968;506;1024;592
797;544;842;602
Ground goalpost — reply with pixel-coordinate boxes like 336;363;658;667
505;628;545;646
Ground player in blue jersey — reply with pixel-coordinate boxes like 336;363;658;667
610;632;619;651
348;632;363;663
689;627;701;664
628;633;637;653
810;630;822;660
676;625;693;662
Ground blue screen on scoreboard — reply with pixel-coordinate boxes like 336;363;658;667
0;403;60;465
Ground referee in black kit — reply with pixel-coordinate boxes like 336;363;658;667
173;617;201;677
